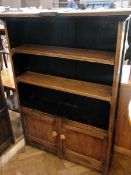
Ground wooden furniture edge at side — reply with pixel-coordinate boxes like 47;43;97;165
104;18;129;174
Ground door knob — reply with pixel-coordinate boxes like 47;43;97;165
60;134;65;140
52;131;57;137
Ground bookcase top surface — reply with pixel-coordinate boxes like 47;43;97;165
0;8;130;19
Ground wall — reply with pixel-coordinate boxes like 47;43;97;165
25;0;40;7
39;0;53;8
2;0;21;7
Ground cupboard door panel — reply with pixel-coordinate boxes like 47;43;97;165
22;107;58;154
62;120;108;171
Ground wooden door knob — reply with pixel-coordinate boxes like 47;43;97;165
60;134;65;140
52;131;57;137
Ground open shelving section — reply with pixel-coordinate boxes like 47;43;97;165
2;9;130;175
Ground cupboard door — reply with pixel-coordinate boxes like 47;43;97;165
0;107;14;154
61;119;108;172
22;107;58;154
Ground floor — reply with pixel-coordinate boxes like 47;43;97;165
0;138;131;175
9;110;23;141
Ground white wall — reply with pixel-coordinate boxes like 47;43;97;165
39;0;58;8
39;0;51;8
26;0;40;7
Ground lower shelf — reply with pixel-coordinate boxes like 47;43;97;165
21;107;108;172
18;83;110;130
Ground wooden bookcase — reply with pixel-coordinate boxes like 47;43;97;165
1;9;130;175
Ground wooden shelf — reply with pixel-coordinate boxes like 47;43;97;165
13;44;115;65
17;71;112;102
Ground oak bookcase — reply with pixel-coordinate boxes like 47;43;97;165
1;9;130;175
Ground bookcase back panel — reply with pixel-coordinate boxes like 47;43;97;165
7;17;118;51
13;54;114;85
17;83;110;130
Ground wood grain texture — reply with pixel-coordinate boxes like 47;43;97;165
63;119;108;139
20;106;108;172
17;71;112;102
62;121;107;171
114;146;131;156
22;107;58;154
13;44;115;65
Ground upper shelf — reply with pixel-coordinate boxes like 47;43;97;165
13;44;115;65
17;71;112;102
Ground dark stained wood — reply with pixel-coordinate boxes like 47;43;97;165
17;71;112;102
13;44;115;65
21;107;58;154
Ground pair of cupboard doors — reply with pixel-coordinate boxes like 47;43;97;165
22;107;108;172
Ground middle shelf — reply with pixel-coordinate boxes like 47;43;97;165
12;44;115;65
17;71;112;102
